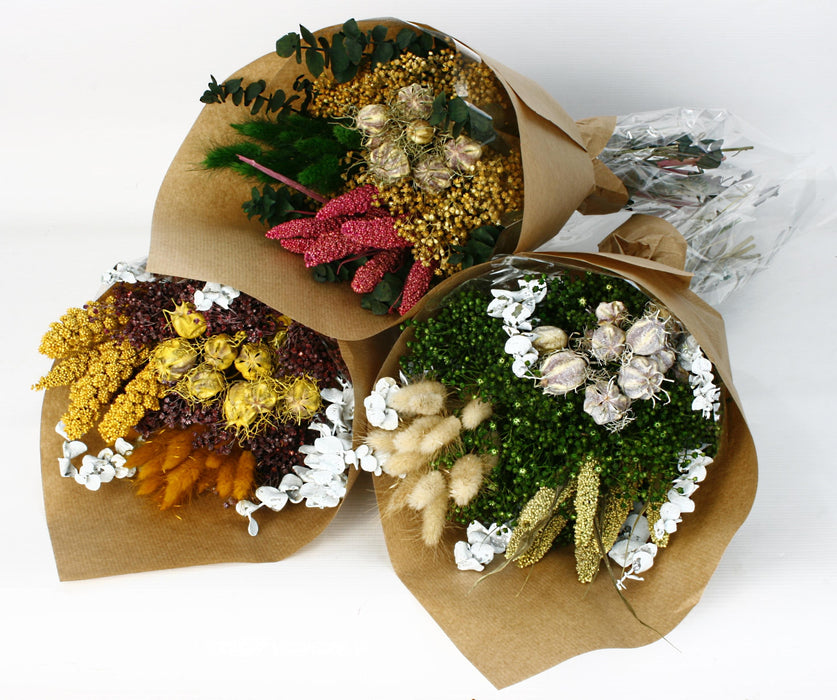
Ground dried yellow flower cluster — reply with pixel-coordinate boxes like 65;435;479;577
61;340;148;440
369;152;523;274
32;350;94;391
309;50;460;119
38;298;125;359
98;364;166;444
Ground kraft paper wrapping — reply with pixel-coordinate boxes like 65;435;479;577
371;215;757;688
40;328;388;581
148;18;625;342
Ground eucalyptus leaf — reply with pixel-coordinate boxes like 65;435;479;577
305;47;325;77
396;28;415;49
343;18;361;38
244;80;265;104
345;36;363;64
276;32;300;57
371;42;394;65
299;24;317;48
448;96;469;123
371;24;388;43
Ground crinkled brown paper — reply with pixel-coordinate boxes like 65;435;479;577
371;215;757;688
147;18;626;341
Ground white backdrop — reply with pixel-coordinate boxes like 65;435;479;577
3;1;836;698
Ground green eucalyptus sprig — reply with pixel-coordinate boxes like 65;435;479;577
199;75;303;117
275;18;448;83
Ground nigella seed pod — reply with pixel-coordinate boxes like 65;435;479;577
152;338;198;382
531;326;568;353
184;363;226;401
618;356;664;400
413;156;452;194
538;350;587;396
590;323;626;362
651;348;676;374
223;381;260;431
583;381;630;425
283;376;322;422
368;140;411;184
444;135;483;172
625;316;667;356
394;83;434;119
203;334;238;370
167;301;207;339
405;119;435;145
234;342;273;380
595;301;628;326
356;104;389;136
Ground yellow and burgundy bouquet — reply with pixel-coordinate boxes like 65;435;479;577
34;260;384;579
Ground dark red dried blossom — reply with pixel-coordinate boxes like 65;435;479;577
350;250;405;293
399;259;438;314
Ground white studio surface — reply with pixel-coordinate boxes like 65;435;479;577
2;1;836;698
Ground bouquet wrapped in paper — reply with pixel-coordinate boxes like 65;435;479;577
36;262;388;580
557;107;820;304
148;17;626;341
359;215;756;687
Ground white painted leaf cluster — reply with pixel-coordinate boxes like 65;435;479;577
55;422;135;491
454;522;512;572
193;281;241;311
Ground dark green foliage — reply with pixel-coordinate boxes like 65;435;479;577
241;184;309;228
447;225;502;269
274;19;449;83
203;112;360;225
361;270;408;315
401;271;721;526
429;92;499;140
200;75;300;117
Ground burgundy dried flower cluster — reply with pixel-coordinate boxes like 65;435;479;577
266;185;437;314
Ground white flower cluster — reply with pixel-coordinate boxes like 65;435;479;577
363;376;400;430
236;379;359;536
359;376;405;474
608;448;713;588
101;260;157;286
193;282;240;311
453;521;512;571
55;422;135;491
487;277;549;378
678;335;721;420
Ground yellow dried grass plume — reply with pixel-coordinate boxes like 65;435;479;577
128;426;256;510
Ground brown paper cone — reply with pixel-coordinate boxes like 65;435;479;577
369;224;756;687
39;305;386;581
598;213;690;271
148;18;622;341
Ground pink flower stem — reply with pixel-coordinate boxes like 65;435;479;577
236;155;328;204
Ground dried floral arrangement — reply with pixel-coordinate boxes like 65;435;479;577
34;261;357;532
362;256;724;588
198;18;523;315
